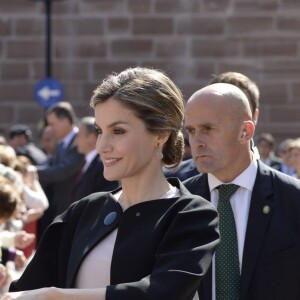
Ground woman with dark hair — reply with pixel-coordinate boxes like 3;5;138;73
2;67;219;300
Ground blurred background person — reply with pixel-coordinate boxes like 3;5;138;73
0;178;31;293
72;116;119;203
276;138;295;176
13;155;48;257
36;102;84;239
256;132;282;171
0;137;7;146
40;126;57;159
7;125;47;166
0;146;47;259
287;138;300;179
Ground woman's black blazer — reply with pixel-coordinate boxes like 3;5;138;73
10;178;219;300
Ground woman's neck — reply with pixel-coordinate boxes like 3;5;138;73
119;171;172;210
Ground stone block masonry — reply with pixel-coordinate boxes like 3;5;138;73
1;0;300;144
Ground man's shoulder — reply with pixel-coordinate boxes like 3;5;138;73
257;160;300;192
183;173;204;185
183;173;208;194
164;158;198;181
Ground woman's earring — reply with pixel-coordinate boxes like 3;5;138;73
156;146;164;160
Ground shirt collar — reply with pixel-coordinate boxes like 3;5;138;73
208;159;258;193
84;149;99;167
62;127;78;149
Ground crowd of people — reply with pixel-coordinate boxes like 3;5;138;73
0;102;121;292
0;68;298;299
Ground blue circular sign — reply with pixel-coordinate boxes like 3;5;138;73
34;77;64;108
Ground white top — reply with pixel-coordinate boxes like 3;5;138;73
75;185;180;289
208;159;257;300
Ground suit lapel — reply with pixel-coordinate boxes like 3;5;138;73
240;161;274;297
190;174;211;201
192;174;212;300
55;141;64;163
198;174;211;200
66;195;122;287
83;154;100;178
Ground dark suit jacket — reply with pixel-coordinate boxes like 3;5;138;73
72;154;120;203
10;179;219;300
16;142;48;166
184;160;300;300
37;135;84;216
164;158;199;181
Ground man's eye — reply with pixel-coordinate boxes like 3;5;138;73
186;128;194;135
203;126;212;132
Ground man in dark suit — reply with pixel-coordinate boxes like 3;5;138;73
72;117;119;203
166;72;261;181
184;83;300;300
37;102;84;238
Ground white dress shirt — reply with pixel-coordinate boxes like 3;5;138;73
82;149;98;174
62;127;78;149
208;159;257;300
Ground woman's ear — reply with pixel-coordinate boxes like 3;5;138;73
157;130;171;145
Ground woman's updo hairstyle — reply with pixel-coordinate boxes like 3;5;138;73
90;67;185;169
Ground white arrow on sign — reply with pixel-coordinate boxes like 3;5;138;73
37;86;61;102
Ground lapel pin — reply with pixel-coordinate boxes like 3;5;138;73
262;205;270;215
104;211;117;226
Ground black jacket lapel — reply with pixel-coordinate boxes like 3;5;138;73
240;161;274;298
66;196;122;287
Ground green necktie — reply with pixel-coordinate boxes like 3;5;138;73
216;184;240;300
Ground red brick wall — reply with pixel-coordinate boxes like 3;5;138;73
1;0;300;145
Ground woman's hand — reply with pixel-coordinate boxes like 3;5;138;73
0;264;11;290
0;287;56;300
0;287;106;300
22;208;44;224
14;250;27;271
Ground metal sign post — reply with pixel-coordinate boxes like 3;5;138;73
30;0;65;107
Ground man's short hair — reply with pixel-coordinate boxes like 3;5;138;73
8;124;32;141
46;101;77;125
79;117;98;136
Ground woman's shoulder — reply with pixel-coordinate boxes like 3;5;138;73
57;192;119;222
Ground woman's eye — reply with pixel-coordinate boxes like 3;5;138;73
95;128;102;135
113;128;125;134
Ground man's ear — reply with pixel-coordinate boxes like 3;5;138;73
238;121;255;143
253;109;259;125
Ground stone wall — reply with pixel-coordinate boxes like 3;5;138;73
1;0;300;145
